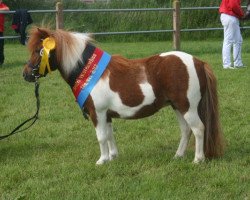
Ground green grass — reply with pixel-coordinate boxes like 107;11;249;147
0;39;250;200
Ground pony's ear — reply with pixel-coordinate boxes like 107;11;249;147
37;28;50;39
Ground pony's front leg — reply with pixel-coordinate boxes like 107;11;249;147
95;112;110;165
107;122;118;160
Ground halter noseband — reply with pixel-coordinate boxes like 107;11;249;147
27;60;42;79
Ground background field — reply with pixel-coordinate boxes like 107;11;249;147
0;38;250;199
3;0;250;41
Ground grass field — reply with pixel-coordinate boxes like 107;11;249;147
0;39;250;199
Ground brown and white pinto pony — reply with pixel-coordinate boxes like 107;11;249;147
23;27;224;165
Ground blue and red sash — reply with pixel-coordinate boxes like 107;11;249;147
69;44;111;108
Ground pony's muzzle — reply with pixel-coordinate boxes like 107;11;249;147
23;72;35;82
23;65;36;82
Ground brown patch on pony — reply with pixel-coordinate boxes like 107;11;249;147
194;58;224;158
130;103;164;119
107;110;120;120
146;54;190;114
84;96;97;127
193;57;206;96
107;55;145;107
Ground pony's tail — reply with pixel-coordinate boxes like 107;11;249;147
199;63;224;159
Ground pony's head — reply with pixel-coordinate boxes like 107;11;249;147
23;27;92;82
23;27;57;82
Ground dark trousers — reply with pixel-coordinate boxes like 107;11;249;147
0;32;5;64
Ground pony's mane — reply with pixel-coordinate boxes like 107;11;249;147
28;27;93;76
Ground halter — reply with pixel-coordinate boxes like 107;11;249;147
27;60;41;78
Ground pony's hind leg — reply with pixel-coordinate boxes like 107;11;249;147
174;110;192;158
107;122;118;160
184;110;205;163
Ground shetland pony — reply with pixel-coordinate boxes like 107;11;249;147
23;27;224;165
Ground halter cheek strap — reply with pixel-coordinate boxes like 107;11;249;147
39;37;56;75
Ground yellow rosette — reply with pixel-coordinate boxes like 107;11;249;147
39;37;56;75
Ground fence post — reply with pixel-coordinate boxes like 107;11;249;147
56;2;64;29
173;0;180;50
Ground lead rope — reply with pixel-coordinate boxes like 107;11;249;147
0;79;40;140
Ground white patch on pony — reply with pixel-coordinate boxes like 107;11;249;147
61;32;91;77
91;76;156;118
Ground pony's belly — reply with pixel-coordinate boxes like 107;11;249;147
112;103;164;119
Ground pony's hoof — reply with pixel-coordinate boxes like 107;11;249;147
193;157;205;164
96;157;109;165
109;153;118;161
174;154;184;159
